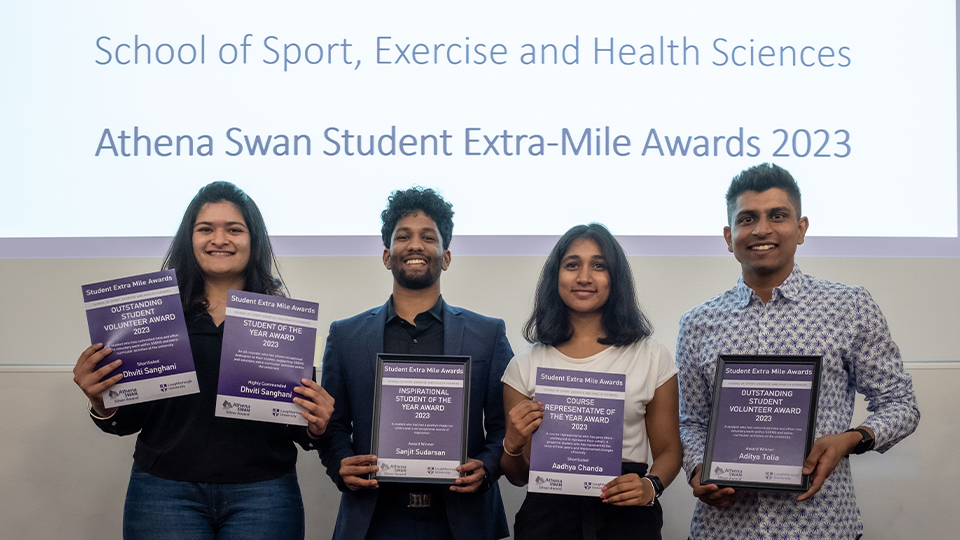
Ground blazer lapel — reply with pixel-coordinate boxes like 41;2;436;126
442;300;464;355
362;302;389;375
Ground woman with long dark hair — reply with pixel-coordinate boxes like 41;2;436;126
73;181;334;540
500;223;682;540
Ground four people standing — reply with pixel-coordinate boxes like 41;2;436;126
76;170;919;539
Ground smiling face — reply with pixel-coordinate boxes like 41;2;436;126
557;238;611;316
383;211;451;291
724;188;808;287
192;201;251;284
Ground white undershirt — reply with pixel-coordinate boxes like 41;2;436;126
502;338;677;463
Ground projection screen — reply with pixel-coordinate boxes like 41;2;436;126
1;1;957;257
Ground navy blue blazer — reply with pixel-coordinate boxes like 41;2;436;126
319;299;513;540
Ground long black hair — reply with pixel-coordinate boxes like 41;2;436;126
162;181;285;317
522;223;652;347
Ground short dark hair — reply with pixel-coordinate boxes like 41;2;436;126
162;181;285;317
726;163;802;224
380;187;454;249
523;223;653;347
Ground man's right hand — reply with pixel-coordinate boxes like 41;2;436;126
340;454;380;491
690;464;738;508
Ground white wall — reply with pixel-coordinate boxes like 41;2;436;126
1;253;957;538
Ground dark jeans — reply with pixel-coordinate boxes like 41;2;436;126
122;463;304;540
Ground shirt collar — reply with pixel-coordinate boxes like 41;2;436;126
385;295;444;324
734;264;804;307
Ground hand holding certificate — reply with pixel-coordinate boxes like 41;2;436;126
81;270;199;407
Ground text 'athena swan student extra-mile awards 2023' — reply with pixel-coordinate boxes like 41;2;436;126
215;290;319;425
528;367;626;496
82;270;199;407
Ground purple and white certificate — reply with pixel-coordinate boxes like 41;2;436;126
215;290;319;425
528;367;625;497
82;270;198;407
702;355;822;491
372;355;470;483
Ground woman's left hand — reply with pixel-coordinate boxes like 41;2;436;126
601;473;653;506
293;379;335;437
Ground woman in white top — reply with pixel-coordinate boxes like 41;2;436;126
500;223;682;540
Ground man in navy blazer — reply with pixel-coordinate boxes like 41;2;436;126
319;187;513;540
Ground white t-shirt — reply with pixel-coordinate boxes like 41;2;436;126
501;338;677;464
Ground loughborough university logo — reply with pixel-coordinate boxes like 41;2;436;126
271;407;299;420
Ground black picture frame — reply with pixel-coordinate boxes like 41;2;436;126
370;353;471;484
701;355;822;492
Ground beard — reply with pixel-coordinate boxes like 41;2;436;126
390;255;442;290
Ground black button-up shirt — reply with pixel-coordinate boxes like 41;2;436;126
379;296;447;499
383;296;445;355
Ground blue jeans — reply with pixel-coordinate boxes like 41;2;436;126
122;463;304;540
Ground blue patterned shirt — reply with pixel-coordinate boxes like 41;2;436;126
677;265;919;540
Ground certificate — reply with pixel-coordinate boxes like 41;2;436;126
82;270;198;407
702;355;822;491
528;367;625;497
215;290;319;425
371;354;470;483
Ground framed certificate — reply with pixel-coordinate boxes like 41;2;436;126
371;354;470;484
702;355;822;491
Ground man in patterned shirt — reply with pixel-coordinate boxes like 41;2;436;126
676;163;919;539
